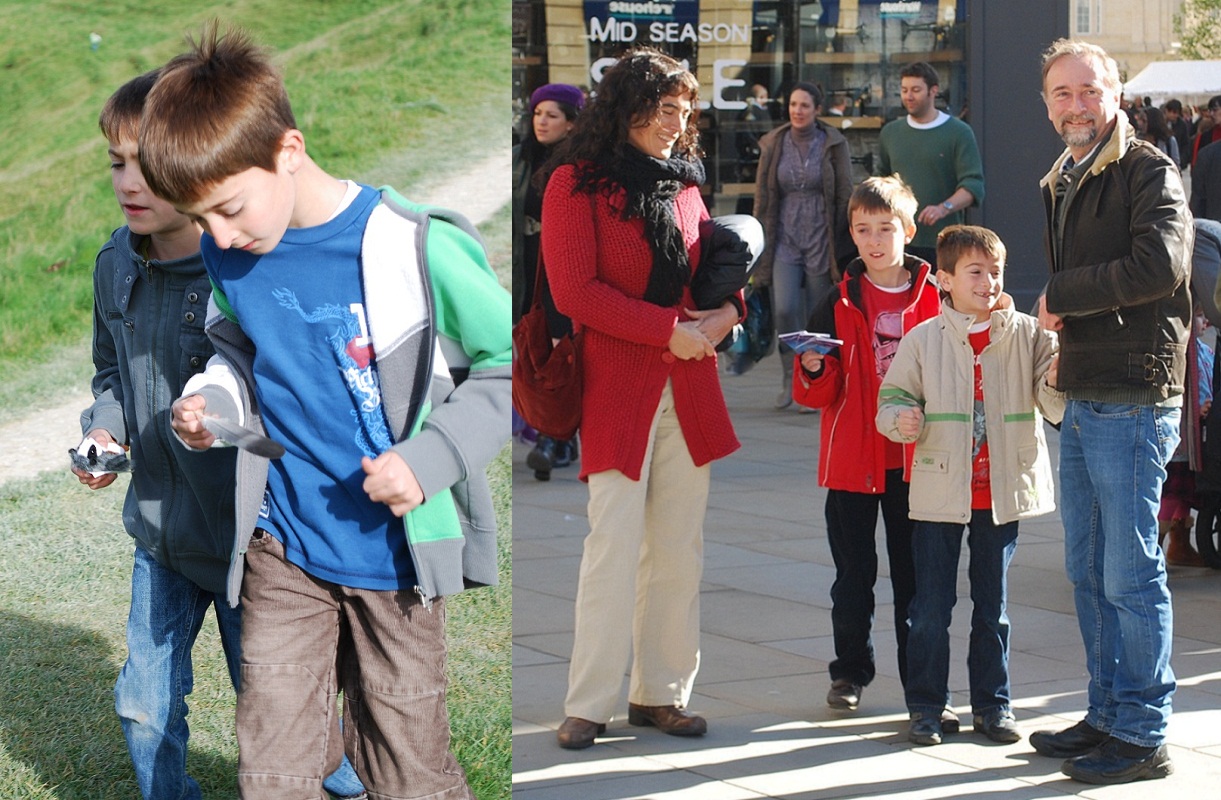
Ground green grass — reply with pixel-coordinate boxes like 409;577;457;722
0;0;511;405
0;448;511;799
0;1;511;796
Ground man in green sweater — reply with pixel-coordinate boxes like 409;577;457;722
878;62;985;267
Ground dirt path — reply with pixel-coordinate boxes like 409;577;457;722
0;154;509;487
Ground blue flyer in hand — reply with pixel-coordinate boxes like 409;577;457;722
779;330;843;355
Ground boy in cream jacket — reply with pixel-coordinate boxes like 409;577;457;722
876;225;1063;747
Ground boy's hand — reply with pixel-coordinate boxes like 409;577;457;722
72;429;119;489
171;394;218;450
668;321;716;361
362;452;424;517
897;407;924;439
1047;354;1060;390
800;351;824;372
1037;295;1063;332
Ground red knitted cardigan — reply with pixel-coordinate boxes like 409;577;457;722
541;163;740;481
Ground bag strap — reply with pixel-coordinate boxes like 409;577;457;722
531;250;550;313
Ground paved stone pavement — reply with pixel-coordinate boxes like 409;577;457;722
512;359;1221;799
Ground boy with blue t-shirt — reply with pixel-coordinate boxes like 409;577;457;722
140;25;511;800
77;69;365;800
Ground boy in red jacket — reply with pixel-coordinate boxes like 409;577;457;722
793;176;940;715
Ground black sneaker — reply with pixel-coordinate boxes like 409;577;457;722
909;712;943;746
1061;737;1173;785
973;709;1021;743
1030;719;1108;758
826;679;862;711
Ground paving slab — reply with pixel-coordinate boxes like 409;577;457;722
512;363;1221;797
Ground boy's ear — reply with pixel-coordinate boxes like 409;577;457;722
904;222;917;243
277;129;306;173
936;271;953;291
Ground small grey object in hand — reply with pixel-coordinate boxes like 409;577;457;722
200;417;286;459
69;443;132;475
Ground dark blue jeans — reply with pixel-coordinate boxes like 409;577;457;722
825;473;916;688
905;511;1018;717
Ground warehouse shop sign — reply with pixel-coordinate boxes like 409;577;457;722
879;1;922;16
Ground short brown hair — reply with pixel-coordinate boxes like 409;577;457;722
936;225;1006;274
99;69;160;145
1040;39;1121;97
849;175;918;231
139;22;296;205
899;62;939;90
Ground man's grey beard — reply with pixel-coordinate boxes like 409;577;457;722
1058;121;1099;149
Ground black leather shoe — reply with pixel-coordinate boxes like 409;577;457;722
557;716;606;749
527;436;556;481
1061;738;1173;784
1030;719;1108;758
627;704;707;736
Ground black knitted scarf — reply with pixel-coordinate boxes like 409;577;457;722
579;147;705;307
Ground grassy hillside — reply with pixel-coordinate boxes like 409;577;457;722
0;0;510;407
0;1;511;798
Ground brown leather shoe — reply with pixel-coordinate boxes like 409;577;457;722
557;716;605;749
627;703;708;736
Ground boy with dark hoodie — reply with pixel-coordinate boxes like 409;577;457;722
76;69;365;800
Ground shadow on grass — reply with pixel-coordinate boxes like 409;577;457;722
0;610;236;799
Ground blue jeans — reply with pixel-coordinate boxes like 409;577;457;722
1059;400;1178;747
116;545;366;799
825;475;916;688
905;512;1018;716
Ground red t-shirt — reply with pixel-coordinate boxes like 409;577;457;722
861;276;913;471
969;323;992;510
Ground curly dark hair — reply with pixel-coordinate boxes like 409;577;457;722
546;47;702;194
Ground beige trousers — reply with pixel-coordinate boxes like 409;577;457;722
564;381;712;722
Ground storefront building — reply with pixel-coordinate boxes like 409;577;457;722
514;0;1070;305
517;0;971;213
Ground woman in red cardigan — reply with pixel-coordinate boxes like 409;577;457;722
540;48;741;750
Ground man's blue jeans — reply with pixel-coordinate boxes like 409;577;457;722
1059;399;1178;747
115;545;366;799
905;512;1018;717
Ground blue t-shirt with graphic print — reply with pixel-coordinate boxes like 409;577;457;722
201;182;417;591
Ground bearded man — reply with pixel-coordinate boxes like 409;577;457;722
1031;38;1192;787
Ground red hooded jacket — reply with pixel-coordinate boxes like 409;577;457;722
792;256;940;494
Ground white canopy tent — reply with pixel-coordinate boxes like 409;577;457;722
1123;60;1221;106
